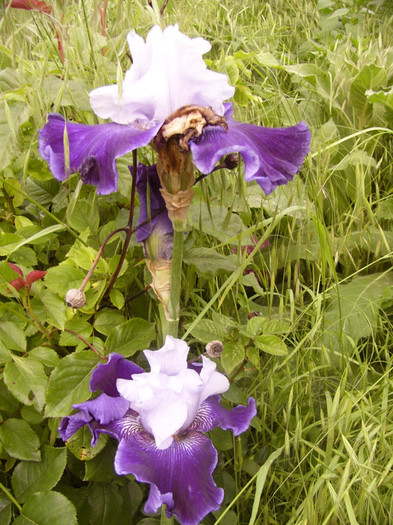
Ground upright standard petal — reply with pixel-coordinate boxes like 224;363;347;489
115;430;224;525
190;104;311;195
136;163;173;244
38;114;160;194
90;25;235;126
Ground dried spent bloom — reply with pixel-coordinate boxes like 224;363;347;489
205;340;224;358
64;288;86;309
59;336;256;525
38;25;311;197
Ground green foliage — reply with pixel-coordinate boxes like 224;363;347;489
1;0;393;524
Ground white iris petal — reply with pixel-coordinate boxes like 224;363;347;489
116;336;230;450
89;25;235;127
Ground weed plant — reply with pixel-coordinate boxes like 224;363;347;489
1;0;393;524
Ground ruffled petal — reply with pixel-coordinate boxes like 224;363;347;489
136;163;173;243
143;335;189;375
38;114;160;195
114;430;224;525
191;396;256;435
190;105;311;195
59;393;129;445
90;25;234;126
90;353;144;397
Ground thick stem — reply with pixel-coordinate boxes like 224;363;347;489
166;228;184;337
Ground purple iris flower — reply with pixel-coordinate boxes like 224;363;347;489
38;25;311;196
59;336;256;525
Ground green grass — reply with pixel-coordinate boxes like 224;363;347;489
1;0;393;524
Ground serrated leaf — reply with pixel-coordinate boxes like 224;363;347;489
12;446;67;502
59;318;93;346
0;419;40;461
29;346;60;368
105;318;156;357
4;355;47;411
0;494;11;525
221;341;245;374
44;261;86;295
67;198;99;234
94;309;126;336
84;441;116;481
255;334;288;356
13;491;77;525
45;353;100;417
40;291;67;329
187;319;226;344
188;203;248;243
109;288;125;309
0;99;30;170
0;320;26;351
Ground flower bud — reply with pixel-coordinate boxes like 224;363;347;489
65;288;86;309
205;340;224;358
223;153;239;170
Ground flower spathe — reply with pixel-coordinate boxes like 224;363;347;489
38;25;311;196
59;336;256;525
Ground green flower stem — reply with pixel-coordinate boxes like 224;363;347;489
166;227;184;337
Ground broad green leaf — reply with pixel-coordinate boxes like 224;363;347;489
84;441;116;482
187;319;226;344
13;491;77;525
0;321;26;351
44;261;86;295
67;198;100;234
184;247;238;275
109;288;125;309
40;291;67;330
94;309;126;336
45;352;100;417
0;233;24;256
254;334;288;356
188;203;248;243
87;483;124;525
0;380;21;414
59;318;93;346
105;318;156;357
0;495;11;525
221;341;245;374
322;272;393;349
29;346;60;368
210;427;234;451
9;246;38;267
0;99;30;170
0;260;24;295
12;446;67;502
350;65;387;121
0;419;40;461
4;355;48;411
25;178;60;206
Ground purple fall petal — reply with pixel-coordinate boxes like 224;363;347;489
135;163;173;243
38;114;160;195
60;394;130;445
190;104;311;195
115;431;223;525
90;353;143;397
191;396;256;435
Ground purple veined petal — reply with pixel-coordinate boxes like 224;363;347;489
190;106;311;195
135;163;173;243
38;114;161;195
90;353;144;397
89;25;235;126
114;430;224;525
59;393;130;445
191;396;257;435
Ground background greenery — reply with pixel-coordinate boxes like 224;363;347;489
1;0;393;523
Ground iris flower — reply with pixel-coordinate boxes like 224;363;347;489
38;25;311;196
59;336;256;525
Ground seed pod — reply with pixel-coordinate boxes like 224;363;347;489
65;288;86;309
205;340;224;358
